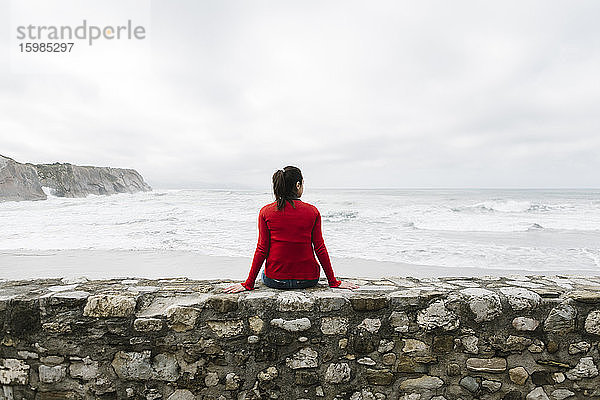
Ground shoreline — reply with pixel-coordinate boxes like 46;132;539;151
1;249;599;281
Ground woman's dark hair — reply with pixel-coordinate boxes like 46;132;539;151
272;166;303;210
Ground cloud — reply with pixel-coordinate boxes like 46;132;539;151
1;0;599;188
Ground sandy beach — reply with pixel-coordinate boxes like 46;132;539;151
1;249;598;282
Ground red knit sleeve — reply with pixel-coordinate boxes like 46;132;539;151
311;208;341;288
242;209;270;290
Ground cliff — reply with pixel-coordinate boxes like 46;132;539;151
33;162;152;198
0;154;151;201
0;155;46;202
1;275;600;399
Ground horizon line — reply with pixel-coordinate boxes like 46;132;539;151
151;186;600;191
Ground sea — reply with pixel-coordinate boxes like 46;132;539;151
1;188;599;273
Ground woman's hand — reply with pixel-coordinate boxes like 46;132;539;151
337;280;359;290
223;283;249;293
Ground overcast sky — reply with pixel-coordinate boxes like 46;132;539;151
1;1;599;189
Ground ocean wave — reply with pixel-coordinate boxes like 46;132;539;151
3;189;600;271
114;218;151;225
527;223;544;231
454;200;566;213
322;210;358;222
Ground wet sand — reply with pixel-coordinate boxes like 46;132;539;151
1;249;598;282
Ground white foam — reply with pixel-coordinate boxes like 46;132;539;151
41;186;57;196
475;200;533;213
1;189;599;272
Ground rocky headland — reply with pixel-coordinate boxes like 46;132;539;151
0;154;151;202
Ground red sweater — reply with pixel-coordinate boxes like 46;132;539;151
242;199;342;290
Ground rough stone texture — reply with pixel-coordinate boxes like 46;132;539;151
402;339;429;355
508;366;528;385
398;375;444;391
225;372;240;390
1;275;600;399
0;359;30;384
416;299;460;331
358;318;381;333
550;389;575;400
565;356;598;380
500;287;542;311
358;357;376;366
167;389;196;400
270;317;311;332
248;315;264;333
314;292;348;312
482;379;502;392
285;348;318;369
389;311;410;333
460;288;502;322
204;371;219;386
568;341;591;355
365;368;394;385
512;316;540;331
69;356;99;380
83;294;137;317
544;302;577;333
206;320;244;338
351;296;388;311
324;363;351;383
38;365;66;383
466;358;507;373
459;375;479;392
276;292;314;311
166;305;200;332
134;317;164;332
527;387;550;400
461;335;479;354
0;154;46;201
584;310;600;335
257;366;278;382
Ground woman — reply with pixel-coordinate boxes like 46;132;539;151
223;166;358;293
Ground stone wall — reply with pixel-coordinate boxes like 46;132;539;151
1;275;600;400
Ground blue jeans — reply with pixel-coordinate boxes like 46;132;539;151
261;271;318;290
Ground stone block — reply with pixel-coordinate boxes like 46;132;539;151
134;317;163;332
365;368;394;385
207;320;244;338
83;294;136;317
276;292;314;312
286;348;318;369
69;356;99;380
0;358;30;385
39;365;66;383
499;287;541;311
270;317;311;332
544;303;576;333
320;317;348;335
460;288;502;322
351;296;388;311
166;305;200;332
466;358;507;373
417;300;460;331
398;375;444;391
